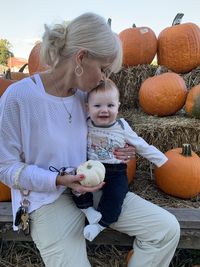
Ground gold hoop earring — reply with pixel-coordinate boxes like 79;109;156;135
75;65;83;77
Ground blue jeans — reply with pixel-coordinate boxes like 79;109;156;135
73;163;129;227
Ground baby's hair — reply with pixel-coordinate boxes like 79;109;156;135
87;79;120;102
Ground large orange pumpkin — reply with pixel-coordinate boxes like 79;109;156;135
157;13;200;74
139;72;188;116
185;84;200;119
127;158;136;184
0;182;11;201
28;42;49;75
0;78;16;96
119;25;157;67
154;144;200;199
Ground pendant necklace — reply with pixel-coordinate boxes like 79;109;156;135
62;99;74;123
61;89;76;124
51;74;76;124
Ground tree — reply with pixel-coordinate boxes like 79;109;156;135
0;39;14;66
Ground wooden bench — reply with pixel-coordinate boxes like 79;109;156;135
0;202;200;249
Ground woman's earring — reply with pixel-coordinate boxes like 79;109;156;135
75;65;83;77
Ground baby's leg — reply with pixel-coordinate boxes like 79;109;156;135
81;207;102;224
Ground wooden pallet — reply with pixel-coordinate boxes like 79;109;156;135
0;202;200;249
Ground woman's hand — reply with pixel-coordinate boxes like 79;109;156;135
56;173;105;194
113;144;136;163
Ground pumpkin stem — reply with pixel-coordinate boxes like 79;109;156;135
87;163;92;169
172;13;184;26
182;144;192;156
19;63;28;73
132;23;136;28
107;18;112;28
5;69;11;79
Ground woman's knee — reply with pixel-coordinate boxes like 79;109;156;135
158;212;180;245
166;214;180;240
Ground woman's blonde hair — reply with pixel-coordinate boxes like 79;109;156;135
41;12;122;73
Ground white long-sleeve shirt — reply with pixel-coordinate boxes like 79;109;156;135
87;118;168;167
0;74;87;229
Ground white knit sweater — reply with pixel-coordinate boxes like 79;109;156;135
0;75;87;229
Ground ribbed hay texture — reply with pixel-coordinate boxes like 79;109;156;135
110;65;200;109
119;108;200;171
118;108;200;207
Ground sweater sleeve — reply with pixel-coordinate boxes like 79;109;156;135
122;119;168;167
0;87;57;192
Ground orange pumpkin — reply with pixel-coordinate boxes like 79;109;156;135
139;72;188;116
185;84;200;119
119;25;157;67
0;78;16;96
154;144;200;199
127;158;136;184
157;13;200;73
28;42;49;75
0;182;11;201
126;250;134;266
9;72;29;80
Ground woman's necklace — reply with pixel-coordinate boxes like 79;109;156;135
62;98;74;123
50;74;76;123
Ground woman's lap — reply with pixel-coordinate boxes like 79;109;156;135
30;191;91;267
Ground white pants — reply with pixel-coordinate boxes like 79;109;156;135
30;190;180;267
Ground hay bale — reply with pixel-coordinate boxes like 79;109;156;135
182;66;200;89
111;65;200;110
110;65;157;109
119;109;200;171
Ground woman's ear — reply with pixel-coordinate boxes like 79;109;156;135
76;49;88;65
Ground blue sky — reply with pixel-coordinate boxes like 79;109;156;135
1;0;199;59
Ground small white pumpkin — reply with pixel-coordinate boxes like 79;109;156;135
77;160;105;186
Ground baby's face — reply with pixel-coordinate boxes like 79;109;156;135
88;86;120;126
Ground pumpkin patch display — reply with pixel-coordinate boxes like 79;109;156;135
185;84;200;119
77;160;105;187
119;25;157;67
154;144;200;199
0;182;11;202
28;42;49;75
126;250;134;266
157;13;200;73
0;78;16;96
139;72;188;116
8;71;29;81
127;157;136;184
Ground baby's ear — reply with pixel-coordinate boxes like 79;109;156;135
118;102;121;107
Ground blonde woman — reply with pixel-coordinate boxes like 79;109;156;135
0;12;180;267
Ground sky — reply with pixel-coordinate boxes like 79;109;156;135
1;0;199;60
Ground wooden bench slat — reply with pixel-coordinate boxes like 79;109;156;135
1;225;200;250
0;202;12;222
1;203;200;229
165;207;200;229
1;202;200;249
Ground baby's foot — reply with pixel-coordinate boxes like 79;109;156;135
83;223;105;242
81;207;102;224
